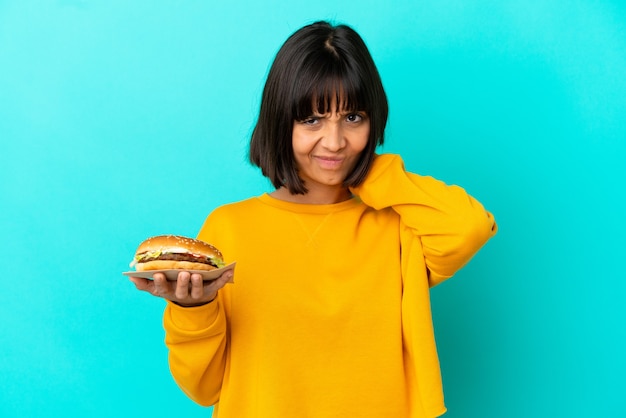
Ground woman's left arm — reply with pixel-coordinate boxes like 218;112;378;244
351;154;497;286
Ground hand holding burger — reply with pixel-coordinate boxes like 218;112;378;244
128;235;234;307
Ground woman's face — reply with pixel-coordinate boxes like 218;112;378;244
291;107;370;194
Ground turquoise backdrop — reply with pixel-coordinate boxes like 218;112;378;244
1;1;624;417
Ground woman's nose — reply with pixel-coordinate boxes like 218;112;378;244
320;123;345;151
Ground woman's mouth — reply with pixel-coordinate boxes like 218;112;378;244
313;156;344;169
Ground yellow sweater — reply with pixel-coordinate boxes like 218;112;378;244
163;154;496;417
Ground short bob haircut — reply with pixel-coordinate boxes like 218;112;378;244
249;21;388;195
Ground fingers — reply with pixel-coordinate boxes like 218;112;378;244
130;269;235;306
190;273;204;299
174;272;208;301
175;271;191;299
152;272;172;297
129;276;152;291
207;269;234;292
174;272;205;300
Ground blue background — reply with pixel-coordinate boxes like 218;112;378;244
1;1;624;417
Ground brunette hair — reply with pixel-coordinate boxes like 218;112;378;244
249;21;388;194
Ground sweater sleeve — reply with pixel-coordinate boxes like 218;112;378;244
163;296;227;406
351;154;497;286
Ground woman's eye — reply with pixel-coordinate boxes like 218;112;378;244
346;113;363;123
302;117;319;125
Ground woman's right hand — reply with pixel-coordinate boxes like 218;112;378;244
129;269;234;307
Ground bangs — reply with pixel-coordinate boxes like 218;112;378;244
293;59;367;120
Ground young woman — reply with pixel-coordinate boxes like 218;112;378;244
130;21;497;418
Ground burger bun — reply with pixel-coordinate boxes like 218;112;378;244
135;260;218;272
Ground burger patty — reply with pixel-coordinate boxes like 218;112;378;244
140;253;218;267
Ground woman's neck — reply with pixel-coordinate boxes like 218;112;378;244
270;186;353;205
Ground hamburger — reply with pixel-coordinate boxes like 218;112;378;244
130;235;225;272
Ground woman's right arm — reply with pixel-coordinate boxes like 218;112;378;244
130;270;232;406
163;296;228;406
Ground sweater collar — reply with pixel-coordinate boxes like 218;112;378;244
257;193;362;214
